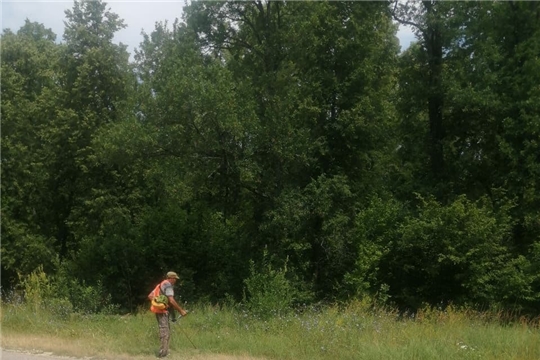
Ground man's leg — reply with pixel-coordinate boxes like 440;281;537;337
156;313;170;357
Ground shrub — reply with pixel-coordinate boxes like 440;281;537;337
243;253;296;319
15;266;118;315
19;266;54;311
376;194;526;311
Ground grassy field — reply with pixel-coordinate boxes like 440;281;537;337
1;301;539;360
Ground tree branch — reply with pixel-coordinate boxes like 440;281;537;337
391;0;426;38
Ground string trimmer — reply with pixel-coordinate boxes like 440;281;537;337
171;313;197;350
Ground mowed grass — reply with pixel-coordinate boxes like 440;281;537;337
1;301;539;360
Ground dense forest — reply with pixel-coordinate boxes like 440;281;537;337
2;0;539;315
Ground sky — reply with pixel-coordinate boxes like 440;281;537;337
2;0;417;60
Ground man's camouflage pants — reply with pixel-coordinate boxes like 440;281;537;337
156;312;170;357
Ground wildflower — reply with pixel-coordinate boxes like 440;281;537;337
457;341;476;351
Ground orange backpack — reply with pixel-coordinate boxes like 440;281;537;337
148;280;169;314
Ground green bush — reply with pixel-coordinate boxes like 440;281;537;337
16;266;118;315
376;195;526;310
243;254;296;319
19;266;54;311
344;196;405;298
44;297;74;319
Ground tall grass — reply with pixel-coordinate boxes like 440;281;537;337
2;299;538;360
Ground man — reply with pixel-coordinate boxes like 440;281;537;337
148;271;188;358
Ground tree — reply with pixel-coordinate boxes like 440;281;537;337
1;21;63;289
184;1;400;299
392;0;463;194
393;0;540;311
52;0;147;307
98;17;261;302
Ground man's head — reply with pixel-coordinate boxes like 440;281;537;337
167;271;180;283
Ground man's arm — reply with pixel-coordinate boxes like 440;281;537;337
168;296;187;316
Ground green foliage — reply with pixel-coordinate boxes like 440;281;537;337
19;266;54;311
1;21;63;289
376;195;531;310
344;196;405;297
43;297;75;319
14;266;117;315
262;175;358;299
1;219;58;280
2;0;540;316
393;0;540;312
243;252;296;319
65;279;117;315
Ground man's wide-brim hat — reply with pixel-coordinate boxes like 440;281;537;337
167;271;180;279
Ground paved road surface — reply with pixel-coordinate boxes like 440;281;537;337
1;350;85;360
1;348;260;360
